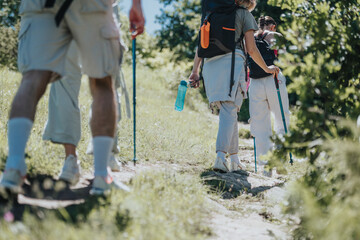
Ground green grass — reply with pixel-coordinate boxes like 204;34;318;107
0;171;211;240
0;64;218;239
0;63;306;239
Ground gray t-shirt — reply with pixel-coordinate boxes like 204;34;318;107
235;8;258;48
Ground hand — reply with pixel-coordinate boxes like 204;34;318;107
266;65;280;78
129;2;145;39
189;72;200;88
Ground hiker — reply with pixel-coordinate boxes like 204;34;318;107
248;16;290;173
0;0;144;195
42;5;131;186
249;16;290;174
189;0;279;172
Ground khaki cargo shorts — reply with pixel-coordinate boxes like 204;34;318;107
18;0;122;79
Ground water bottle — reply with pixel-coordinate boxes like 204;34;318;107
175;80;188;111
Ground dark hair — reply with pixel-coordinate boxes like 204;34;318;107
258;16;277;30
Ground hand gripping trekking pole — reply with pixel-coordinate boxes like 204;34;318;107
274;75;294;165
132;38;137;166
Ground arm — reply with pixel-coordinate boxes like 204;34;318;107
188;50;203;88
129;0;145;39
245;30;279;76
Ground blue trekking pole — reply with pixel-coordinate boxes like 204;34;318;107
254;137;257;173
274;75;293;165
132;38;137;166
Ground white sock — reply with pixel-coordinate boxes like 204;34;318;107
216;151;226;161
5;118;33;176
230;154;239;162
93;136;113;177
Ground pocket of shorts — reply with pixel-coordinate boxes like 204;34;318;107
100;24;121;75
81;0;111;13
19;0;44;15
18;20;32;70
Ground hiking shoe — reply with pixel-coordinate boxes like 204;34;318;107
230;159;246;172
90;175;130;196
0;169;25;194
59;155;81;185
213;157;229;172
109;153;122;172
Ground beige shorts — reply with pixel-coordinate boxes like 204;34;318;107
18;0;122;79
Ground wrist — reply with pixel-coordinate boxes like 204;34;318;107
132;0;142;7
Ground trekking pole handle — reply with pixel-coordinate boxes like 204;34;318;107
274;74;280;90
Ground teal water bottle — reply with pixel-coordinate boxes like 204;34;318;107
175;80;188;111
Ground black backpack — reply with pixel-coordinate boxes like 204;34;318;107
197;0;244;97
248;32;276;79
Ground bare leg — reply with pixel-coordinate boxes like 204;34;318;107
64;144;77;157
89;76;117;137
3;70;52;179
89;76;117;178
10;70;52;120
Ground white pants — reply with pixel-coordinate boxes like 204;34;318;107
42;41;82;146
42;42;126;151
216;101;242;154
249;72;290;159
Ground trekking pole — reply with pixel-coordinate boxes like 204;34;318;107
274;75;294;165
132;38;137;166
253;137;257;173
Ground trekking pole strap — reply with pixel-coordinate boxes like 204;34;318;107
274;74;280;89
229;50;235;97
199;58;206;94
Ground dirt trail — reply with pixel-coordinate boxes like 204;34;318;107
12;122;291;239
109;161;290;240
13;159;290;240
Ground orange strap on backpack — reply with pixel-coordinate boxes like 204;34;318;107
200;22;210;49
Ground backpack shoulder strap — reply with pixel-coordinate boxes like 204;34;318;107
259;32;269;41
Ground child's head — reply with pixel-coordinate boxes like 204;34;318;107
258;16;277;31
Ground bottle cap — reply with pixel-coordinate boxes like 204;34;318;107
180;80;188;87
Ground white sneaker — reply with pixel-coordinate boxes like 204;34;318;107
230;159;246;172
109;153;122;172
59;155;81;185
90;175;130;196
0;169;25;194
213;157;229;172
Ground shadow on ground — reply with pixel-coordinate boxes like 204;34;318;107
200;170;276;199
0;174;114;223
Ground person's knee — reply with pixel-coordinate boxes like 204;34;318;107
21;70;52;98
89;76;114;96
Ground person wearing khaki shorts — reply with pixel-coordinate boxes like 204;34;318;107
42;5;131;185
0;0;144;195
